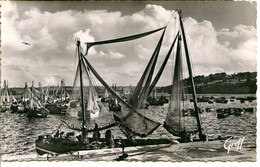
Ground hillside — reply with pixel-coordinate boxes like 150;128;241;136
159;72;257;94
6;72;257;96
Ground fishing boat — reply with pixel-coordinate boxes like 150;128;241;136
45;80;69;114
36;31;170;155
147;89;165;106
205;108;214;112
108;98;121;111
0;80;11;112
26;82;49;117
35;10;227;157
10;92;24;113
101;89;109;102
234;108;245;116
217;109;228;119
245;107;254;112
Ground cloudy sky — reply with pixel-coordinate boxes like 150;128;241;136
1;1;257;87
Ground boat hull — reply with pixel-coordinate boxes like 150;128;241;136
27;108;49;117
35;136;172;155
109;105;121;111
0;104;10;112
46;104;68;114
11;105;18;113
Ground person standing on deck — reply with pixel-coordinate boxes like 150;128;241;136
93;123;101;141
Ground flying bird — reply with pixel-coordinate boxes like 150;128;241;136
22;42;31;46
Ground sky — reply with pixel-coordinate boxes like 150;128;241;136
1;1;257;87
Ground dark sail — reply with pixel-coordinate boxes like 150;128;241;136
82;27;171;137
164;35;185;135
164;11;204;141
82;55;160;137
127;29;165;109
148;33;179;95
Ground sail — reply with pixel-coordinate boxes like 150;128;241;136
10;92;17;103
68;53;114;129
22;82;31;102
82;55;160;137
179;12;203;138
128;29;165;109
81;27;168;137
86;77;100;119
45;85;49;103
0;89;3;106
148;33;179;95
164;35;185;135
104;89;109;98
2;80;10;103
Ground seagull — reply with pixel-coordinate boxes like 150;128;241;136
22;42;31;46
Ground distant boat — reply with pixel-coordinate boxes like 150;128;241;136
45;80;69;114
234;108;245;116
0;80;11;112
26;81;49;118
10;92;24;113
109;98;121;111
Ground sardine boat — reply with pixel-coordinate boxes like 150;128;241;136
35;10;233;159
25;82;49;118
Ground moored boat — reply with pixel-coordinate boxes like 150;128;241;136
0;80;11;112
35;10;229;157
234;108;245;116
26;81;49;118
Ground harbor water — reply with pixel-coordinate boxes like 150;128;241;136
0;96;256;159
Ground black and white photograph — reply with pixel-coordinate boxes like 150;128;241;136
0;0;258;165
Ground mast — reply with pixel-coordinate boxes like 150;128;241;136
178;10;203;139
60;80;63;102
76;39;88;143
30;81;34;108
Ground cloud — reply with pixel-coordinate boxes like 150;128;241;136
1;2;257;87
182;17;256;77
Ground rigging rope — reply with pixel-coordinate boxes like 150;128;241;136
166;11;177;27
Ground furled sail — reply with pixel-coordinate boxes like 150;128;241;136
85;71;100;119
0;89;3;106
164;35;185;136
2;80;10;103
22;82;31;102
104;89;109;98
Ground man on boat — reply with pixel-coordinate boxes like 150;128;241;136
93;123;101;141
105;130;115;148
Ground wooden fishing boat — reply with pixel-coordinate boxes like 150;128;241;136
45;80;70;114
26;82;49;118
0;80;11;112
234;108;245;116
35;25;171;155
35;10;228;157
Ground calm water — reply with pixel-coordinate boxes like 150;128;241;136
0;97;256;157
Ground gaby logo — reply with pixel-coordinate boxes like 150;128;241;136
224;137;245;153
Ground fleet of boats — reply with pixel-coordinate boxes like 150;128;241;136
0;10;256;159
